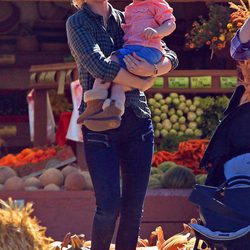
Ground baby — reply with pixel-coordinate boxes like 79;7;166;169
77;0;176;131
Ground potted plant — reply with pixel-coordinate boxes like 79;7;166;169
16;22;39;52
186;1;250;56
185;4;233;60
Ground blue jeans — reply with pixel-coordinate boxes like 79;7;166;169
115;45;162;69
82;108;154;250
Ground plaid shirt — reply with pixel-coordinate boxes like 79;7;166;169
230;30;250;61
66;3;178;118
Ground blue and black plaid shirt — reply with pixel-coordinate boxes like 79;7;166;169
66;3;178;118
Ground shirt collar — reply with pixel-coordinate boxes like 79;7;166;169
81;3;118;22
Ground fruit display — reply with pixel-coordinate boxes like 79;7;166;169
148;92;229;139
152;139;209;174
0;165;94;191
0;147;57;167
148;93;204;139
148;162;207;189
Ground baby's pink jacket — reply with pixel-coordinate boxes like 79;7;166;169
121;0;176;52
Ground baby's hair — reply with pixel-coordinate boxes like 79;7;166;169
71;0;85;9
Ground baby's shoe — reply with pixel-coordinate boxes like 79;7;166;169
83;99;125;131
77;89;108;125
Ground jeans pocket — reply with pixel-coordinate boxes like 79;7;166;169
85;132;110;148
141;129;154;143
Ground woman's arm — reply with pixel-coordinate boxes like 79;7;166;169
66;15;153;91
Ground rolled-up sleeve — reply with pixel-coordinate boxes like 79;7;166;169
230;30;250;61
163;45;179;70
66;16;121;81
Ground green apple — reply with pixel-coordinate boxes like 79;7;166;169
188;122;197;130
170;114;178;123
154;93;163;101
169;92;178;99
160;113;167;120
179;116;186;124
162;119;172;130
176;110;183;117
153;116;161;123
165;96;172;104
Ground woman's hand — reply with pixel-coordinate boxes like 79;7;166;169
123;53;155;77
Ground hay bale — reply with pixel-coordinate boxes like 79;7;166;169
0;198;53;250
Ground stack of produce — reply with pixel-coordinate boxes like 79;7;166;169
148;161;207;189
51;223;206;250
0;199;205;250
148;93;229;139
0;165;93;191
152;139;209;173
0;147;57;167
148;93;203;139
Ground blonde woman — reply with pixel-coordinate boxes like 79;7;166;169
66;0;178;249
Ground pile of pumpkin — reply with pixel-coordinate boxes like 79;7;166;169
51;223;208;250
0;165;93;191
148;161;207;189
0;198;208;250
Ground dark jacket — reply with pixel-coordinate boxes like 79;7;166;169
201;85;250;186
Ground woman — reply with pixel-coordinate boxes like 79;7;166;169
66;0;178;249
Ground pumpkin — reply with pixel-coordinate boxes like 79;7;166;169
39;168;64;187
25;186;39;191
0;166;17;184
65;172;86;191
4;176;25;191
162;165;195;188
24;177;43;189
80;171;94;190
61;165;78;178
44;183;60;191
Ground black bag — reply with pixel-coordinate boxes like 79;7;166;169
189;176;250;232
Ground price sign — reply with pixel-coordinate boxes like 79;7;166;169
153;77;164;88
190;76;212;88
168;77;189;88
220;76;237;88
0;54;16;64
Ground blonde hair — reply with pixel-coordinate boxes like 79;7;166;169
71;0;85;9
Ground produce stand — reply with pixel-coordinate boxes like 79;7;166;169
29;62;237;145
0;0;245;246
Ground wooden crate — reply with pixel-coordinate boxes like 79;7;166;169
0;189;198;241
